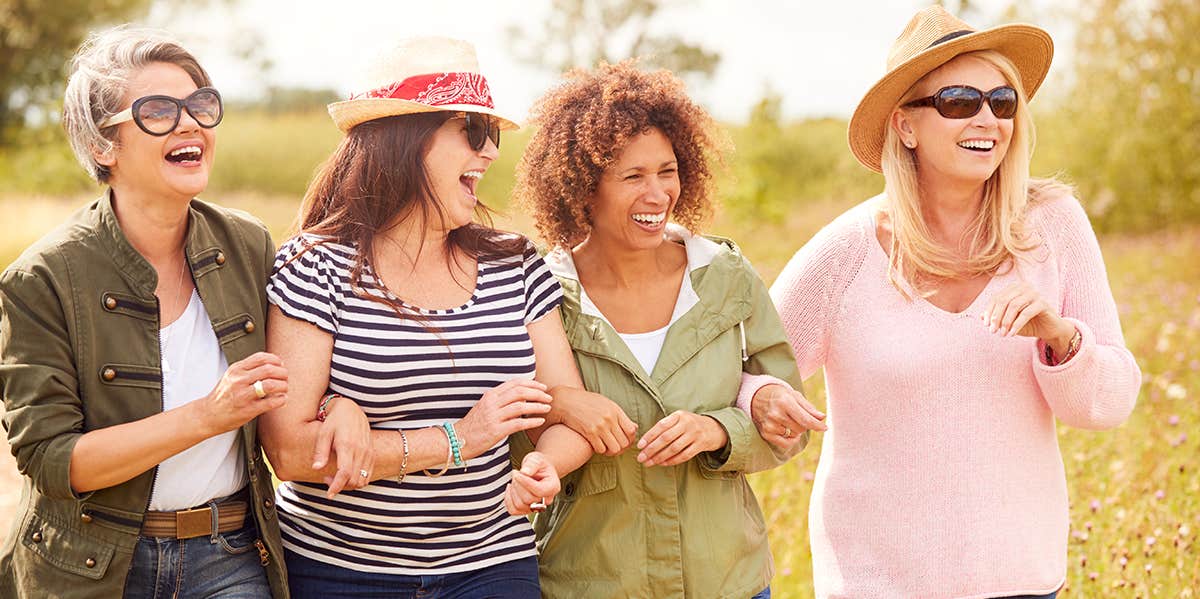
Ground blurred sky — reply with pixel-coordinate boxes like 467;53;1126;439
150;0;1077;124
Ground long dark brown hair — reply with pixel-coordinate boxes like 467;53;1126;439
293;111;527;317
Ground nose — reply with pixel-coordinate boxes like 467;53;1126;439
645;175;673;207
175;106;201;133
970;101;1000;128
479;135;499;161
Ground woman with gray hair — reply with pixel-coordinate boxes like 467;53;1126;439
0;26;288;598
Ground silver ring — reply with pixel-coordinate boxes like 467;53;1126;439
252;380;266;399
530;498;547;512
359;469;369;479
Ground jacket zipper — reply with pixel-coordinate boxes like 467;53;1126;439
142;293;164;519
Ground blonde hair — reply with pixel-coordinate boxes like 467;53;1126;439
880;50;1067;298
62;26;211;182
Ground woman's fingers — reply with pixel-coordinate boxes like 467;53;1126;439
637;413;687;465
777;395;827;432
312;422;335;469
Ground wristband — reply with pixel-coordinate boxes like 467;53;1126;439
397;429;409;485
424;425;452;477
316;393;339;422
442;422;465;468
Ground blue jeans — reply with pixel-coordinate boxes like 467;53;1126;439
286;551;540;598
123;522;269;598
751;588;771;599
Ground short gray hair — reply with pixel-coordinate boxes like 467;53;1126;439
62;26;212;183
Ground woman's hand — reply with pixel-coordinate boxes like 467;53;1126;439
636;411;728;467
193;352;288;437
749;384;826;449
548;386;637;455
313;395;375;498
456;378;553;460
982;282;1076;353
504;451;561;516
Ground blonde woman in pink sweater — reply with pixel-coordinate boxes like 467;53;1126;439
751;7;1141;599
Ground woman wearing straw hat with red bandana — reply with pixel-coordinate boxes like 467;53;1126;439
257;37;595;598
755;6;1140;598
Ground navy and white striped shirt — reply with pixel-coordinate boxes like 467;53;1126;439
266;234;562;574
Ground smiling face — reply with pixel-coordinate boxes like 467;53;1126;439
98;62;215;201
422;112;499;232
893;55;1015;188
588;127;680;251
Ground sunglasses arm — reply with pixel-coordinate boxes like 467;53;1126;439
98;108;135;129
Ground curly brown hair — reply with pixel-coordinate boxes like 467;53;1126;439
514;60;726;248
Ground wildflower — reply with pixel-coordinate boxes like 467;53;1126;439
1090;499;1101;512
1088;571;1098;581
1145;536;1156;547
1168;414;1180;426
1155;489;1165;500
803;471;814;482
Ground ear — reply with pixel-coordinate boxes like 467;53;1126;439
890;109;917;149
92;142;117;168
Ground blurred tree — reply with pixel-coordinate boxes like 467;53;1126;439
0;0;154;138
506;0;720;78
1043;0;1200;231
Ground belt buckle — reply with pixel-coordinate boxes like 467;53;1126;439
175;506;214;539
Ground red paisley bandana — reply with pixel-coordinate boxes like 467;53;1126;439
350;72;495;109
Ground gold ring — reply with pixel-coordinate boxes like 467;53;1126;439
783;427;793;438
252;380;267;399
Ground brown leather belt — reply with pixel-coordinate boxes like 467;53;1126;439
141;493;249;539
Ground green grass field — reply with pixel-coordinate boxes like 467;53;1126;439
0;189;1194;596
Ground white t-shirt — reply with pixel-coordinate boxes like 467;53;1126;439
579;255;700;375
149;289;246;511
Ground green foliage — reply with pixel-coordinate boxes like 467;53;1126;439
1034;0;1200;231
506;0;720;78
0;0;153;138
725;92;882;226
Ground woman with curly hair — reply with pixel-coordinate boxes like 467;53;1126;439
511;61;819;599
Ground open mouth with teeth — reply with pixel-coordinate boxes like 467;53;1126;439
957;139;996;152
460;170;483;201
166;145;203;164
631;212;667;231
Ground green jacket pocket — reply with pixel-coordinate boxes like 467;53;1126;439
18;512;116;581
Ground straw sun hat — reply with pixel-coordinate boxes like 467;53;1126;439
847;5;1054;172
327;36;520;132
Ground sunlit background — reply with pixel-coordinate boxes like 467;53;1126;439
1;0;1197;595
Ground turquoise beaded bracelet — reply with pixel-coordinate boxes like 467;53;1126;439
442;422;464;467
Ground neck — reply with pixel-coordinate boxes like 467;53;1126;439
108;184;190;262
915;174;986;243
375;212;453;270
573;234;675;288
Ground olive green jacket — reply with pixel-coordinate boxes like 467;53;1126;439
514;231;807;599
0;192;287;598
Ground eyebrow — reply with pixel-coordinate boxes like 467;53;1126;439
619;160;678;175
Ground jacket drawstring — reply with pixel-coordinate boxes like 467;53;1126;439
739;320;749;362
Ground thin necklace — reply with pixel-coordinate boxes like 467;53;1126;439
159;248;188;376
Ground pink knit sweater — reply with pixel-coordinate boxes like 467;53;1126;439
769;193;1140;599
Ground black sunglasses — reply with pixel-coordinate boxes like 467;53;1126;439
99;87;224;136
457;112;500;151
902;85;1018;120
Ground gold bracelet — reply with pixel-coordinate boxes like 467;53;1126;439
396;429;409;485
423;425;452;477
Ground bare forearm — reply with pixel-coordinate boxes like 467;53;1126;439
267;424;453;483
68;402;214;493
533;424;593;476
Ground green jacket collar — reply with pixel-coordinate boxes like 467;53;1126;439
96;190;232;298
548;228;755;390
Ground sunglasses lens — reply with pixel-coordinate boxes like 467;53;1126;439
186;90;223;127
463;114;499;151
135;98;180;134
988;87;1018;119
936;86;984;119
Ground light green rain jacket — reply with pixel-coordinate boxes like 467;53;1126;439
514;228;807;598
